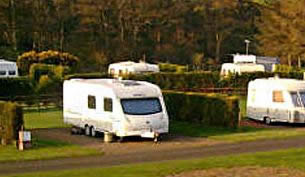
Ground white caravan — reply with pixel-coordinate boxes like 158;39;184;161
220;63;265;76
247;77;305;124
108;61;159;77
63;79;169;140
0;59;18;78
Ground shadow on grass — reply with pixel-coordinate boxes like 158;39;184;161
170;120;267;138
31;138;71;149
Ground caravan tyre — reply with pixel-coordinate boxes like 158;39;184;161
85;126;91;136
265;117;272;125
91;126;96;137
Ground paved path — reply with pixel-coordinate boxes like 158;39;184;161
2;136;305;176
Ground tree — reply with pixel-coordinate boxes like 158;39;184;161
256;0;305;65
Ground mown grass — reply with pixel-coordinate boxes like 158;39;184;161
24;108;69;129
0;138;101;163
170;121;305;143
25;108;305;143
7;147;305;177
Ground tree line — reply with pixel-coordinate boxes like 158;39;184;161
0;0;303;72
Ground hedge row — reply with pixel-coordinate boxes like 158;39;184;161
127;71;304;90
17;50;79;75
0;102;23;145
0;77;33;97
126;72;220;89
158;63;188;73
64;72;110;80
163;91;239;128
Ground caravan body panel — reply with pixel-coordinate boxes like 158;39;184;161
247;78;305;123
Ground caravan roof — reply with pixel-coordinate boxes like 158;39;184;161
108;61;159;73
249;78;305;91
66;79;161;98
0;59;17;70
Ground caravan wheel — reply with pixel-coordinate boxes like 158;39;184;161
85;125;91;136
265;117;272;125
90;126;96;137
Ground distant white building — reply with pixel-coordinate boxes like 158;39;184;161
108;61;159;77
0;59;18;78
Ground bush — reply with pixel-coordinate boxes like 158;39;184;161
0;101;23;145
64;72;109;80
127;71;305;90
29;64;70;82
17;50;79;75
163;91;239;128
158;63;188;73
127;72;221;89
0;77;33;98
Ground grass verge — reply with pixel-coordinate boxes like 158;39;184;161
24;108;69;129
6;147;305;177
0;138;101;163
170;121;305;143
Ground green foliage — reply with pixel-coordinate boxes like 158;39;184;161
64;72;110;80
0;77;33;97
29;64;70;82
0;101;23;145
158;63;188;73
17;50;79;75
274;64;305;73
127;72;220;89
29;64;70;94
163;91;239;128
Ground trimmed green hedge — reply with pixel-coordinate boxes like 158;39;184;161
158;63;187;73
163;91;239;128
0;102;23;145
29;64;70;82
127;72;220;89
127;71;305;90
64;72;110;80
0;77;33;97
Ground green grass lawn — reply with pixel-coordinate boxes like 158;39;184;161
0;108;101;163
6;147;305;177
0;138;101;163
24;108;69;129
170;121;305;143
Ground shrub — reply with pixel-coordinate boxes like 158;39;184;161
158;63;188;73
29;64;70;82
64;72;109;80
17;50;79;75
0;101;23;145
163;91;239;128
0;77;33;98
127;72;221;89
128;71;305;90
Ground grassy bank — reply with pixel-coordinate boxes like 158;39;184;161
170;121;305;142
24;108;69;129
0;138;101;163
6;147;305;177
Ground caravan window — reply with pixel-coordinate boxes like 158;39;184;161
88;95;96;109
0;71;6;75
290;92;305;107
104;98;113;112
121;98;162;115
8;71;16;75
272;91;284;103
